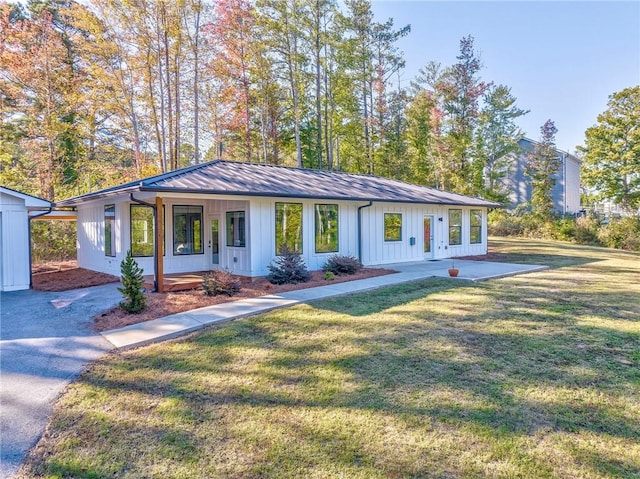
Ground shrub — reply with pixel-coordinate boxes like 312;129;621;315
324;271;335;281
118;251;146;313
322;254;361;275
267;246;311;284
597;217;640;251
574;216;601;245
202;269;241;297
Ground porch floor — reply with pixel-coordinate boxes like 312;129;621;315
144;272;206;292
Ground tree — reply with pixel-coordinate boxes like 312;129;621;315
525;119;560;218
579;86;640;214
118;250;146;313
439;35;490;193
474;84;528;201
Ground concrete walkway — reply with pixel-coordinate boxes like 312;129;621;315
102;260;547;350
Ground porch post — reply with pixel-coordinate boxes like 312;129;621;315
156;196;164;293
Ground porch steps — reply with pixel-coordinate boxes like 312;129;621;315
143;273;205;292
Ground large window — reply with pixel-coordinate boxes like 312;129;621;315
275;202;302;254
131;205;154;256
105;205;115;257
384;213;402;242
315;204;338;253
449;209;462;245
226;211;246;247
173;205;203;255
470;209;482;244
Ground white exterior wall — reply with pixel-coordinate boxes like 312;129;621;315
77;196;251;277
249;198;359;277
359;203;488;265
76;193;489;278
0;194;31;291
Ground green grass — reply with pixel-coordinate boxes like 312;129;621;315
19;238;640;478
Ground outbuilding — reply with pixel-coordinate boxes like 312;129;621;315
0;187;52;291
56;161;500;289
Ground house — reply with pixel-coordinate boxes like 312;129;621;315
0;187;52;291
500;138;581;214
56;160;500;289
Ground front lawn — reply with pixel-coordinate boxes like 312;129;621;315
19;238;640;478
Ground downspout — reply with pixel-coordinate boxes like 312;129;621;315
130;194;158;292
28;207;53;288
357;201;373;265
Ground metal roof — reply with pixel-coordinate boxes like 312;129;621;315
56;160;501;207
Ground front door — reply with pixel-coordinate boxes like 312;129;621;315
209;216;221;267
423;216;434;259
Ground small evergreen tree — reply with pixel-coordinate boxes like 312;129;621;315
118;250;147;313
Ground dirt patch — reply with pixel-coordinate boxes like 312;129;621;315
32;262;119;292
93;268;393;332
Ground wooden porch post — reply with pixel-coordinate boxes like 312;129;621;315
156;196;164;293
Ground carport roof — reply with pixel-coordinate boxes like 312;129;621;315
56;160;501;207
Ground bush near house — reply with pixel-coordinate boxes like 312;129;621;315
488;209;640;251
323;254;361;275
202;269;241;297
267;246;311;284
118;251;146;313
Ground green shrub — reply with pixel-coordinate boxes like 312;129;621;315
597;217;640;251
118;251;146;313
324;271;335;281
267;246;311;285
322;254;361;275
574;216;601;245
202;269;241;296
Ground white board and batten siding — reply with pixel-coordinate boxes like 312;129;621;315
0;188;51;291
359;203;488;265
248;197;359;277
76;196;251;277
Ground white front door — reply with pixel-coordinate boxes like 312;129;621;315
208;215;221;268
423;215;434;259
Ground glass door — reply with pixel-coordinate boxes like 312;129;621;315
209;217;220;266
423;216;434;258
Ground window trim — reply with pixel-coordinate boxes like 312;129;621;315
226;211;246;248
275;202;303;255
172;205;204;256
314;204;339;254
384;213;403;242
104;204;116;257
470;209;483;244
448;209;462;246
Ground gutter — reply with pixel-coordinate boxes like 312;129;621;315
357;201;373;265
28;206;53;288
130;194;159;292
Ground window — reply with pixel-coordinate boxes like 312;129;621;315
470;209;482;244
384;213;402;241
449;209;462;245
315;204;339;253
275;202;302;254
105;205;115;257
130;205;154;256
173;205;203;255
226;211;246;247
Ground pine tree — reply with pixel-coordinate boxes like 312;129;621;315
118;250;147;313
525;120;560;219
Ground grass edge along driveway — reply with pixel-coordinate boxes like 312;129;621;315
18;238;640;479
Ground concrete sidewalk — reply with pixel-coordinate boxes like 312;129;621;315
102;259;547;350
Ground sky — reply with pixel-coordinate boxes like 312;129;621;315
370;0;640;153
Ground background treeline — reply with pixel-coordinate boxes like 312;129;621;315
1;0;529;203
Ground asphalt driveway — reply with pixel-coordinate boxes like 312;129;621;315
0;283;122;479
